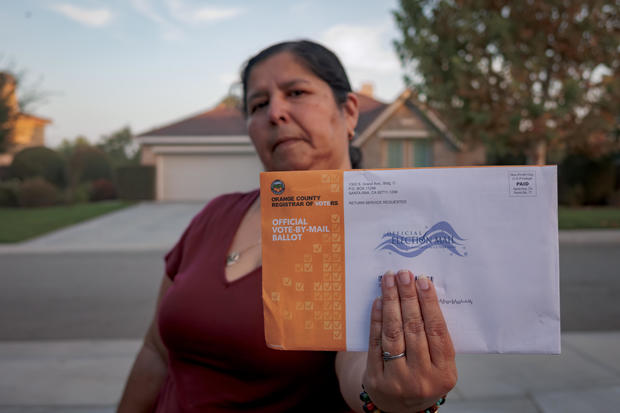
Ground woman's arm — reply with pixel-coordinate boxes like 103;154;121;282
117;275;172;413
335;270;457;413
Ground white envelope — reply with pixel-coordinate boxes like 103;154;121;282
342;166;560;354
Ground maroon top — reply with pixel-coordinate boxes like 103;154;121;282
155;190;351;412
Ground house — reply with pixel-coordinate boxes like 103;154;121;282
136;86;484;201
137;103;264;201
0;72;52;166
353;88;485;168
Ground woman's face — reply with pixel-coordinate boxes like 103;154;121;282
245;52;358;171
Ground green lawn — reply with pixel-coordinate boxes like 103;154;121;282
558;207;620;230
0;201;134;243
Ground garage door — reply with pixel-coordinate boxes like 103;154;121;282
158;153;264;201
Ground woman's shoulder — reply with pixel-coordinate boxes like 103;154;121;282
203;188;259;211
211;188;260;204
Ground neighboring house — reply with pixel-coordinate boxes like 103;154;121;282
353;88;485;169
0;72;51;166
137;104;263;201
137;86;484;201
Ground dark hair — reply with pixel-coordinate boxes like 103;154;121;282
241;40;352;115
241;40;362;168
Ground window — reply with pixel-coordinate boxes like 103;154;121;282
412;139;432;167
387;140;404;168
384;138;433;168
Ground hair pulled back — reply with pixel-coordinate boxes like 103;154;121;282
241;40;362;168
241;40;352;115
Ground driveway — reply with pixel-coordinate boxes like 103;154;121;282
0;202;207;253
2;200;620;253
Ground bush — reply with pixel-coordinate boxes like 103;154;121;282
0;166;10;181
17;177;60;207
559;184;585;207
61;182;91;205
90;178;117;201
0;179;20;206
558;153;616;206
116;165;155;200
68;146;113;185
9;146;67;188
614;154;620;191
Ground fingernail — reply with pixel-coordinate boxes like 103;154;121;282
384;271;395;287
416;275;430;291
398;269;411;285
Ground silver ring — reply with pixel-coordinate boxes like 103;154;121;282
382;351;406;361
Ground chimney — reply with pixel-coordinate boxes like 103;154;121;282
358;82;374;98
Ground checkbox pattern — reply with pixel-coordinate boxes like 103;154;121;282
261;170;346;350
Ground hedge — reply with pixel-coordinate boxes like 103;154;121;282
9;146;67;188
115;165;155;200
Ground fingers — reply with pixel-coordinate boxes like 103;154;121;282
415;276;455;368
396;270;431;369
367;269;455;376
380;271;407;369
367;297;384;377
364;269;457;408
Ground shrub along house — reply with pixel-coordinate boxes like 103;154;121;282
136;86;484;201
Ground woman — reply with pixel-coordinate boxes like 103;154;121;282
118;40;457;413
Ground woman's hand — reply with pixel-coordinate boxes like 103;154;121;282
363;270;457;412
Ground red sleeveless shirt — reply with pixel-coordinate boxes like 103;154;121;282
155;190;351;412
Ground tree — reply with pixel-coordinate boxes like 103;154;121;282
97;126;140;167
68;145;113;186
56;135;91;159
393;0;620;164
9;146;66;188
217;94;242;110
0;73;18;152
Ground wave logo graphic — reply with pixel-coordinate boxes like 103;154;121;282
376;221;467;258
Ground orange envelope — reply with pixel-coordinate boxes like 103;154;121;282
261;170;346;350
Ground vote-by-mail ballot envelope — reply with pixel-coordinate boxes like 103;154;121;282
260;166;560;354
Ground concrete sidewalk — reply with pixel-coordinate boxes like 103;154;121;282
0;332;619;413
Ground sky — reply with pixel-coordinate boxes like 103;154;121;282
0;0;407;147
